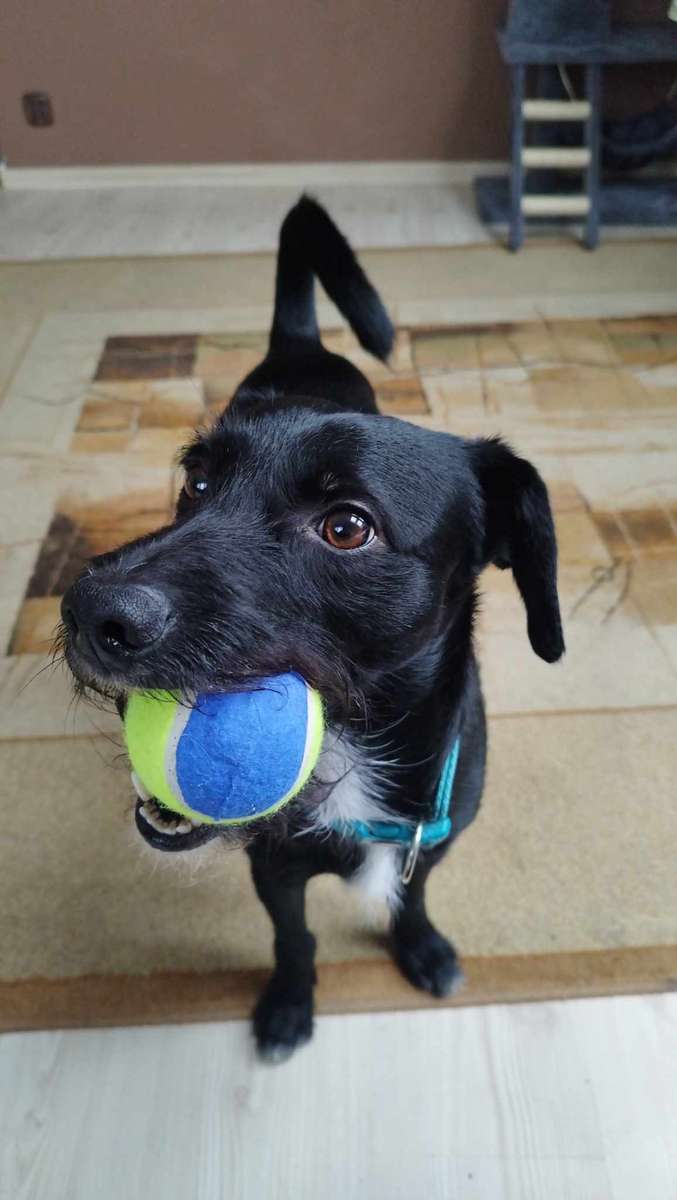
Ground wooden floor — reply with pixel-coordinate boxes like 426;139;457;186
1;994;675;1199
0;182;490;260
1;180;672;261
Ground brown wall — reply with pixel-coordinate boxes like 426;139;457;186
3;0;673;168
2;0;509;166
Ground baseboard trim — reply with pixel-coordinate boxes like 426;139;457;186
2;160;507;192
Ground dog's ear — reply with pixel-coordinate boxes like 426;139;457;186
470;437;564;663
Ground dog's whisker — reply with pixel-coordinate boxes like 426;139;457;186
17;653;67;695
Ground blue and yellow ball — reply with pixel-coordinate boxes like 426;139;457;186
124;672;324;825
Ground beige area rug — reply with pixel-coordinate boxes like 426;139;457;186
1;300;677;1031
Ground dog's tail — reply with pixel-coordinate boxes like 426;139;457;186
269;195;394;362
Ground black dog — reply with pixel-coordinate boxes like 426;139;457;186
61;197;564;1061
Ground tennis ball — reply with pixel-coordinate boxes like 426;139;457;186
124;672;324;825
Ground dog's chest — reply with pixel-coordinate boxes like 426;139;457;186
307;737;406;911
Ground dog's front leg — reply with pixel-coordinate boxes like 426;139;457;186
247;845;318;1063
391;850;465;999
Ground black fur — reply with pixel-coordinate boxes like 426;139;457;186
61;196;564;1062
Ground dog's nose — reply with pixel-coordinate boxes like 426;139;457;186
61;578;171;660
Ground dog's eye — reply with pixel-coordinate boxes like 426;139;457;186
321;509;374;550
184;470;209;501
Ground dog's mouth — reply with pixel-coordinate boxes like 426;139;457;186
64;640;164;699
133;783;221;853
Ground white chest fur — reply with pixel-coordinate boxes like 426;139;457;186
305;733;409;911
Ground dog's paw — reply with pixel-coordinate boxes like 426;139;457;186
393;925;465;999
253;981;314;1064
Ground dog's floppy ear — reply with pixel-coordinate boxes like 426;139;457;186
470;437;564;663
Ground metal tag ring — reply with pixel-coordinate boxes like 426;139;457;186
401;822;424;885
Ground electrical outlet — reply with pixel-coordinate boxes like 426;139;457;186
22;92;54;127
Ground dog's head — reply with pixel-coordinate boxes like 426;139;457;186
60;388;563;846
62;400;563;691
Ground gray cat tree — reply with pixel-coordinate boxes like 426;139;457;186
474;0;677;249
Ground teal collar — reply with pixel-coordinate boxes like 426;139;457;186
332;737;460;853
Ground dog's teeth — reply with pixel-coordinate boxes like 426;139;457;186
140;803;177;834
139;799;196;836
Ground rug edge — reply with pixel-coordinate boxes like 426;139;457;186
1;945;675;1033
